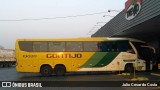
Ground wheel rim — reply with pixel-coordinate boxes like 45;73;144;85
44;69;49;74
57;68;63;75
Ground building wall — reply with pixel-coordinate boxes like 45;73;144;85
92;0;160;37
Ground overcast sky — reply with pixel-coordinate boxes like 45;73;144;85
0;0;126;49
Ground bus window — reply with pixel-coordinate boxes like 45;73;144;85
112;42;118;52
100;42;119;52
83;42;99;51
66;42;83;51
48;42;65;52
117;41;134;53
100;41;134;52
99;42;116;52
33;42;48;52
19;41;33;52
98;42;109;52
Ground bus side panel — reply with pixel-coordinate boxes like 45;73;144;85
73;52;96;72
77;52;137;72
16;51;38;72
46;52;95;72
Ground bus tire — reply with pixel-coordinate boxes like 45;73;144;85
0;64;2;68
54;65;66;76
4;63;9;67
1;64;4;68
40;65;52;77
125;64;134;73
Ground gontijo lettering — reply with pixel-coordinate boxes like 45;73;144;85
46;53;82;58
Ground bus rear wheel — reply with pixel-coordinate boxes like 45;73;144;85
54;65;66;76
40;65;52;77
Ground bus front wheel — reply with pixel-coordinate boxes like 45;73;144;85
54;65;66;76
40;65;52;77
125;64;134;73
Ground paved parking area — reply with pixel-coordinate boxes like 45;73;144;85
0;66;159;90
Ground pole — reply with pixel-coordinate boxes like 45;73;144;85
131;62;138;81
117;62;121;75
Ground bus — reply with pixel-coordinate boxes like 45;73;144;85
15;38;155;76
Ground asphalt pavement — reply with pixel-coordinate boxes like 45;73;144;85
0;66;159;90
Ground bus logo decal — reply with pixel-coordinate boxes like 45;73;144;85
125;0;142;20
46;53;82;58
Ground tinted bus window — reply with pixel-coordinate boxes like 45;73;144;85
66;42;83;51
99;42;111;52
111;42;118;52
83;42;99;51
117;41;133;52
100;42;118;52
48;42;65;52
19;41;33;52
33;42;48;52
100;41;132;52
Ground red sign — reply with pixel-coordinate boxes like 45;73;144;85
125;0;142;20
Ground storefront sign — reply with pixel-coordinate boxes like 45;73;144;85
125;0;142;20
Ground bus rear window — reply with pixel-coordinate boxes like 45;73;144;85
19;41;33;52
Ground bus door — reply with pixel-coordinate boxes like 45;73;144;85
140;46;155;70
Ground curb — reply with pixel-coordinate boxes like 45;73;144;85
151;73;160;76
131;77;149;81
117;73;130;76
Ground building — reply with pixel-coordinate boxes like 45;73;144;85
92;0;160;54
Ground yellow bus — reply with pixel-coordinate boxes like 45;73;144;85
15;38;155;76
